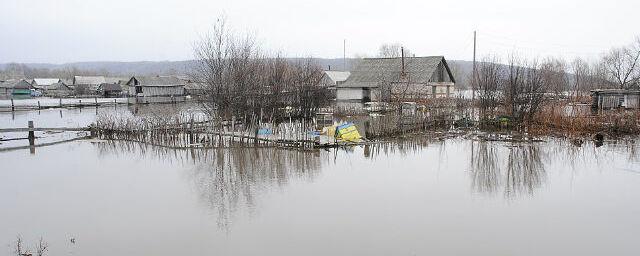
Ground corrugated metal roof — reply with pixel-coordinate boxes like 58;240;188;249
74;76;106;85
106;77;130;84
47;82;72;90
99;83;123;91
591;89;640;94
13;80;33;89
340;56;453;88
128;76;186;87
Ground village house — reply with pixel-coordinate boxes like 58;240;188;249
184;81;207;96
12;80;34;95
337;56;455;102
42;81;73;97
0;80;18;94
591;89;640;110
319;71;350;99
126;76;185;97
97;83;124;98
73;76;129;95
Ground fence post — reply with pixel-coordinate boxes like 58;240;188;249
37;101;41;110
59;98;62;107
28;121;35;146
11;98;15;111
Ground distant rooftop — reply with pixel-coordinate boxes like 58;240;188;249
33;78;61;86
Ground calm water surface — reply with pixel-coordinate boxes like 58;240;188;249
1;135;639;256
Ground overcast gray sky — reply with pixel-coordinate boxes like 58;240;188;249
1;0;638;63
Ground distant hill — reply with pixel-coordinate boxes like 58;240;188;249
0;58;475;88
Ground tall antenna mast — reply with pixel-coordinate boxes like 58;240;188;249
472;31;477;103
401;47;406;76
343;39;346;71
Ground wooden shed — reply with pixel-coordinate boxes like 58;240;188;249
591;89;640;110
126;76;185;97
98;83;123;98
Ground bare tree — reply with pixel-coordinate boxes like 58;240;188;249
571;57;589;100
602;37;640;89
378;43;412;58
14;236;26;256
540;57;568;98
13;236;47;256
35;238;48;256
192;16;328;136
476;56;503;121
503;55;548;127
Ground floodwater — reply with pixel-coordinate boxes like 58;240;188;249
1;133;640;255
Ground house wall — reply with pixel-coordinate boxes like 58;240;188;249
625;94;639;108
388;82;454;99
337;88;364;101
430;62;453;83
129;86;185;97
595;93;640;109
320;75;336;86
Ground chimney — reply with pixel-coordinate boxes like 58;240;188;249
401;47;405;76
328;65;331;71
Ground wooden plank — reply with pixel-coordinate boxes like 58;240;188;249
0;127;90;132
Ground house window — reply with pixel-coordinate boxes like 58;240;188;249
135;86;142;94
618;97;624;107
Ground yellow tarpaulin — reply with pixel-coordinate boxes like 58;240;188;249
336;123;361;142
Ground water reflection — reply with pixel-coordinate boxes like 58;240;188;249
95;141;323;229
470;141;546;198
470;142;500;194
504;144;545;197
189;148;323;229
93;136;640;231
362;135;444;159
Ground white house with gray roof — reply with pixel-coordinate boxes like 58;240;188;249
337;56;455;102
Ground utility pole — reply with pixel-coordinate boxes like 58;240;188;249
343;39;346;71
472;31;477;103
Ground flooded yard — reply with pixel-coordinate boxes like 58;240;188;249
1;130;639;255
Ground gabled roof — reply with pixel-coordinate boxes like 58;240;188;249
106;77;130;84
33;78;62;86
99;83;123;91
48;82;72;90
591;89;640;94
340;56;455;88
127;76;186;87
323;71;351;83
14;80;33;89
0;80;18;89
74;76;105;85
